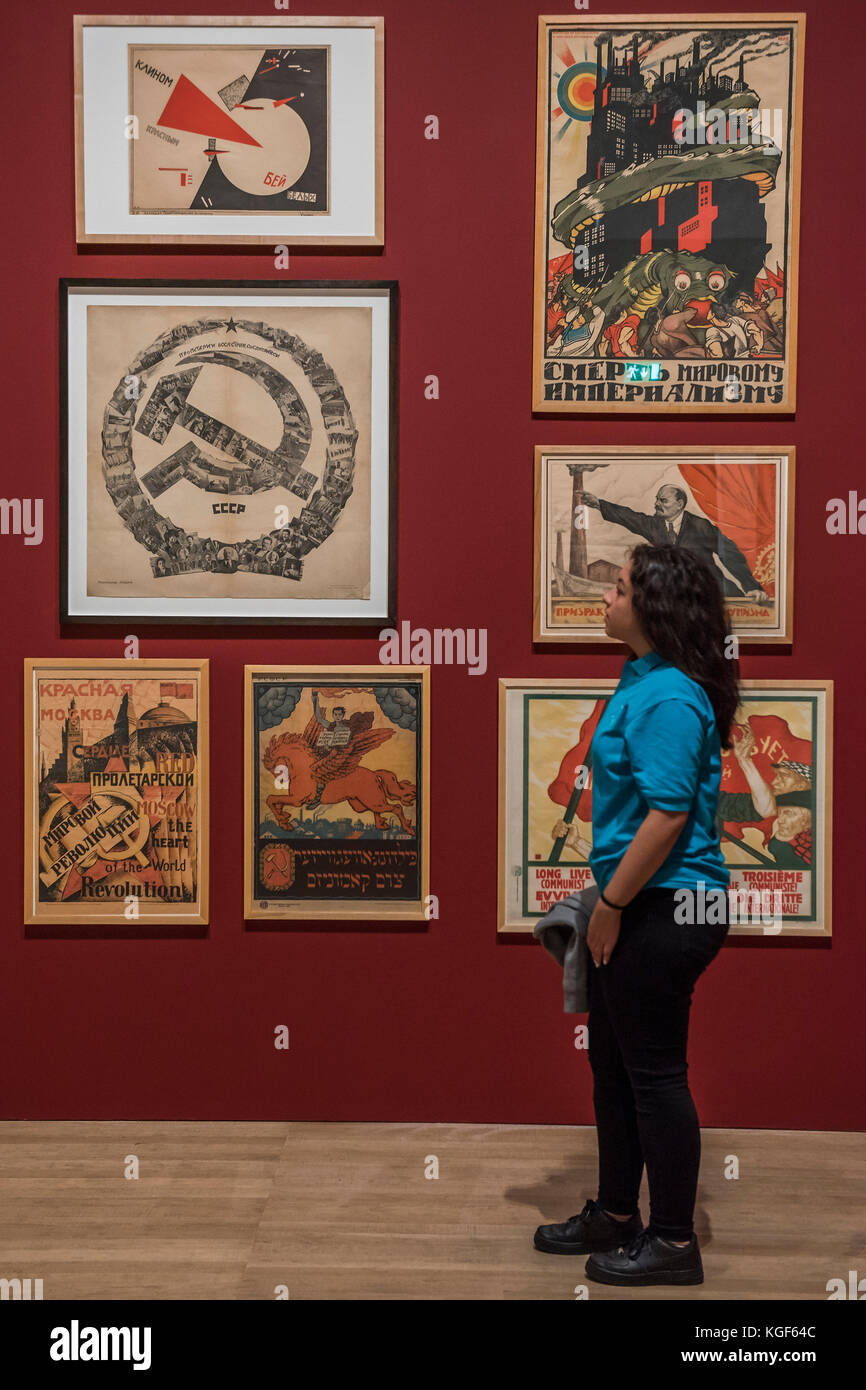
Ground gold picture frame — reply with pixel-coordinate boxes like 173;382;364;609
24;658;209;930
498;677;831;937
533;445;795;643
244;665;430;920
533;13;805;412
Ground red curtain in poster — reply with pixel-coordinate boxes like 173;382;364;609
679;462;777;597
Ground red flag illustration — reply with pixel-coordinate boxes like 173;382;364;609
547;698;606;817
721;711;812;855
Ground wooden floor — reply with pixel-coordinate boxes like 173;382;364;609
0;1122;862;1300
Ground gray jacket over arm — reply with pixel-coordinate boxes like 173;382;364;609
532;885;599;1013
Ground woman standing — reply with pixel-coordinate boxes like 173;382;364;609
534;543;738;1286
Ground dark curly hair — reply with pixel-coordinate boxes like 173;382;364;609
626;543;740;748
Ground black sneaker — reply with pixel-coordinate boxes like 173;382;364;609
534;1198;643;1255
585;1228;704;1286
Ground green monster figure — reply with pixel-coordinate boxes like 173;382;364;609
568;250;737;358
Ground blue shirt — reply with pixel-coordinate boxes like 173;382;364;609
589;650;730;893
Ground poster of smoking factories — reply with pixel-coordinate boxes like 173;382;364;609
534;15;804;412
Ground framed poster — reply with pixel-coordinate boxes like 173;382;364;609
533;14;805;412
24;658;209;930
61;280;397;625
534;446;794;643
74;15;383;245
499;678;616;933
244;666;430;920
719;681;832;938
498;678;831;936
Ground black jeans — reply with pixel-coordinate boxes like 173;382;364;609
587;886;729;1241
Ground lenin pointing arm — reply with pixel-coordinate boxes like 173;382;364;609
582;495;659;544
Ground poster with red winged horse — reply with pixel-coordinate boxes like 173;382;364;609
244;666;430;920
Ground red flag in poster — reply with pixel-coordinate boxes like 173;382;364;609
722;712;811;792
721;711;812;861
754;262;785;302
547;699;606;815
548;251;574;283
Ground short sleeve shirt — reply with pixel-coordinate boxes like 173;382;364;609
589;650;730;893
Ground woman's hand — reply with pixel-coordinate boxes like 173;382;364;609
587;899;622;967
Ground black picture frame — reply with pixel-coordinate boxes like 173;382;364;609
60;278;399;627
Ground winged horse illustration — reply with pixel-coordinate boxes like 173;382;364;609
263;702;416;834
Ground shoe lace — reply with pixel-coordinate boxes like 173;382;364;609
564;1199;596;1223
621;1228;652;1260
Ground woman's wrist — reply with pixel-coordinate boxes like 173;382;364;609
600;888;629;911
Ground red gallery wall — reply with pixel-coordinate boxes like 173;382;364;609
1;1;863;1129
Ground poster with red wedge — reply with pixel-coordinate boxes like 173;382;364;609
74;16;383;245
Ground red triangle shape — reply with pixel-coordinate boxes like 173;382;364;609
156;73;262;148
53;782;93;810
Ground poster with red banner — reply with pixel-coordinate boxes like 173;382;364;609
499;679;616;931
499;678;831;936
534;447;793;643
720;682;832;937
